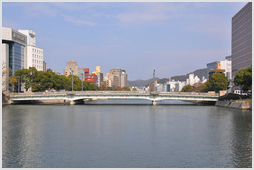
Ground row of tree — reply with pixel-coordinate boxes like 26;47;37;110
181;65;252;93
8;65;252;93
10;67;98;92
9;67;134;92
181;73;229;93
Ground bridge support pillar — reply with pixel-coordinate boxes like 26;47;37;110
152;100;157;106
70;100;75;105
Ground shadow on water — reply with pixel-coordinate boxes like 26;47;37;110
10;99;216;106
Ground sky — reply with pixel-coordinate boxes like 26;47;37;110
2;2;247;81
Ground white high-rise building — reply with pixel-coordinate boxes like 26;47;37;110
206;59;232;80
18;29;44;71
120;70;127;88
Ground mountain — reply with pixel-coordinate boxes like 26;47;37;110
127;68;207;87
128;77;160;87
171;68;207;82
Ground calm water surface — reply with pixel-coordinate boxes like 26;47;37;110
2;100;252;168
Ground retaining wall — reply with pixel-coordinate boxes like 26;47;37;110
216;101;252;110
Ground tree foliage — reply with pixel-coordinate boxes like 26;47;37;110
203;73;229;93
234;66;252;92
181;85;192;92
13;67;98;92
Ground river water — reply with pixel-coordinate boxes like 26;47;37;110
2;100;252;168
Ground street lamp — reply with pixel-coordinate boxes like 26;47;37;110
82;67;84;91
153;70;155;91
18;76;20;93
70;68;74;91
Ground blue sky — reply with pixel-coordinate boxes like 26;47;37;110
2;2;247;80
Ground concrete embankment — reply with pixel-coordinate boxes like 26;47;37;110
216;101;252;110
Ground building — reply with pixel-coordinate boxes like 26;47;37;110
208;62;226;79
84;68;89;80
77;68;84;81
86;73;98;85
83;68;97;85
104;68;128;88
186;73;195;86
2;27;27;92
120;70;127;88
93;66;103;87
231;2;252;77
43;61;47;72
64;60;78;77
165;80;186;92
18;29;44;71
207;59;232;80
110;68;121;88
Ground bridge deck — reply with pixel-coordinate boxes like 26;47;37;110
10;91;219;104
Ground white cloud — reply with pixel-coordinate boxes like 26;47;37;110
22;3;58;17
61;14;96;26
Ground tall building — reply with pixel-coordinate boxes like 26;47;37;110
2;27;27;92
104;68;128;88
120;70;127;88
83;68;97;85
43;61;47;72
207;59;232;80
18;29;44;71
110;68;121;88
93;66;103;87
231;2;252;77
64;60;78;76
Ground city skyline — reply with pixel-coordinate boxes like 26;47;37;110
2;2;247;80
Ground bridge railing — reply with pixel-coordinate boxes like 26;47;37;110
10;91;219;97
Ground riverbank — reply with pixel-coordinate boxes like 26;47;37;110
215;100;252;110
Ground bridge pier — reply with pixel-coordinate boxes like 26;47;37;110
152;100;157;106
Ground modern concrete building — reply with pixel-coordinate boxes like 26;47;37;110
18;29;44;71
64;60;78;77
186;73;195;86
83;68;98;85
93;66;103;87
43;61;47;72
207;59;232;80
104;68;128;88
231;2;252;77
2;27;27;92
120;70;127;88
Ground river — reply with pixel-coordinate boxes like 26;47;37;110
2;99;252;168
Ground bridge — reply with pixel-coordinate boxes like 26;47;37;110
10;91;219;105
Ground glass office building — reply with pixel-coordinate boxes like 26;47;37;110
231;2;252;77
2;27;27;91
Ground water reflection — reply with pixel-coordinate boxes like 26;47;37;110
2;103;252;168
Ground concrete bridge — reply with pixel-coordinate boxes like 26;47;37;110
10;91;219;105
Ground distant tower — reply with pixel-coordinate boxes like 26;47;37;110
153;70;155;91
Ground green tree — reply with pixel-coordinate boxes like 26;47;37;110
122;86;131;91
132;87;137;91
234;66;252;93
67;75;82;91
14;67;37;91
9;76;18;92
181;85;192;92
107;87;113;91
203;73;229;93
99;84;107;90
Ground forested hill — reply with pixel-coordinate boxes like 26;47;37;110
127;78;160;87
127;68;207;87
171;68;207;81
